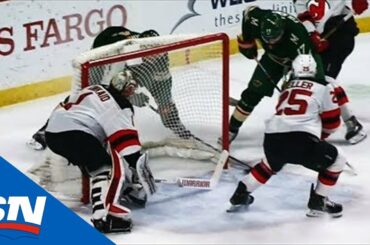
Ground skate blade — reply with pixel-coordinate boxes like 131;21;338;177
306;209;342;218
226;204;249;213
348;130;367;145
227;196;254;213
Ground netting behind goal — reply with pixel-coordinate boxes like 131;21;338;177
29;33;230;204
77;33;230;153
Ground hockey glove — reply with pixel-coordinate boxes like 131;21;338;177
352;0;368;15
297;11;315;23
310;31;329;53
237;35;257;60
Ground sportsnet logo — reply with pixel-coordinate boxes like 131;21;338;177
0;157;112;244
0;196;46;236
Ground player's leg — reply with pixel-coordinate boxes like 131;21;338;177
44;130;133;232
149;70;192;139
228;132;287;211
227;55;285;144
298;137;346;218
27;121;48;150
322;16;366;144
27;96;70;151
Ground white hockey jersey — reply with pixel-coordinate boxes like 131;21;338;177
46;85;141;156
294;0;351;33
265;78;341;138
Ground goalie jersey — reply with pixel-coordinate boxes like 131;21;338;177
46;85;141;156
294;0;351;34
265;78;341;139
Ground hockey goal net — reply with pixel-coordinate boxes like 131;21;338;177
28;33;230;204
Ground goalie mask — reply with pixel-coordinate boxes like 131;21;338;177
292;54;317;78
110;70;138;96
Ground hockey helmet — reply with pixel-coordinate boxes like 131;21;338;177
260;12;285;44
110;69;137;95
292;54;317;78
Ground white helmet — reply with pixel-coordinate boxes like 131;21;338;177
110;69;137;93
292;54;317;78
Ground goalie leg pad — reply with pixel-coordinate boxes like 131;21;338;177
91;171;110;220
136;153;157;195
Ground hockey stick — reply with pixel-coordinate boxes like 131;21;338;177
344;162;357;176
192;134;251;169
155;150;228;189
323;11;353;40
254;57;282;92
146;104;252;170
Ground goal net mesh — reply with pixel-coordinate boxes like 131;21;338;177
29;33;229;203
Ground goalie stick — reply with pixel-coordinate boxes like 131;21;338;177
155;150;228;189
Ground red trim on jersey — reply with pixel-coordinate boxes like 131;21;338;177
318;170;341;186
107;129;141;152
334;86;349;106
107;129;138;143
320;108;341;130
115;139;141;153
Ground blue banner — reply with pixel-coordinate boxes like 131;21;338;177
0;157;114;245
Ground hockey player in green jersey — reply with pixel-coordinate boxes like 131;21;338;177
227;6;326;144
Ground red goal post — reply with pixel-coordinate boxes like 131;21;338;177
79;33;230;152
77;33;231;204
25;33;231;205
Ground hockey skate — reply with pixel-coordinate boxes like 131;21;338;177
345;116;367;144
92;214;133;233
227;181;254;213
27;130;47;150
306;184;342;218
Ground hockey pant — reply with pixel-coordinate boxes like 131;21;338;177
241;132;346;195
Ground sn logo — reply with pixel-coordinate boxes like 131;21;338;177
0;196;46;235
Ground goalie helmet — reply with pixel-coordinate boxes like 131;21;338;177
260;12;285;44
110;70;137;95
292;54;317;78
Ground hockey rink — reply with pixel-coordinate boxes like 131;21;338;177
1;33;370;244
